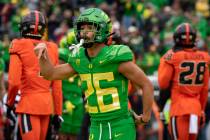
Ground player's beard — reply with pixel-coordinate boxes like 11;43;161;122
81;35;95;48
83;42;94;48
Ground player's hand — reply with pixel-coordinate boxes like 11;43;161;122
34;43;47;59
52;115;63;132
6;105;16;127
131;110;150;125
200;111;206;128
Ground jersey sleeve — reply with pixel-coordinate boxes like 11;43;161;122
9;40;20;55
7;53;22;107
50;42;63;115
58;48;70;62
199;54;209;111
67;48;80;69
161;49;175;64
114;45;133;62
158;51;174;89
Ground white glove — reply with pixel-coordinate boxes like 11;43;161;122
69;39;84;55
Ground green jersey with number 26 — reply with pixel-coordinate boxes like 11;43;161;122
68;45;133;121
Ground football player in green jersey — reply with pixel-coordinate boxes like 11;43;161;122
59;29;77;49
58;31;85;140
34;8;154;140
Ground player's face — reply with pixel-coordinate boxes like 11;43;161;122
79;24;96;42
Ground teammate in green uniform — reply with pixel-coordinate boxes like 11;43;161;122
58;31;85;140
34;8;154;140
60;29;77;49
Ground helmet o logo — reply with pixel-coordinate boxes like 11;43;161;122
96;36;102;40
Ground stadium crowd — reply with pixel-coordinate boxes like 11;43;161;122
0;0;210;140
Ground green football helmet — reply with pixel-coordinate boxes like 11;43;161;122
74;8;111;47
59;29;77;48
66;29;77;45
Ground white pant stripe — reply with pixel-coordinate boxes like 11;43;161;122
172;117;178;140
23;114;29;133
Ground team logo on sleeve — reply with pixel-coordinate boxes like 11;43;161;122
164;53;172;61
76;59;80;66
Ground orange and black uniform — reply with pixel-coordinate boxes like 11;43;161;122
158;48;209;140
7;38;62;140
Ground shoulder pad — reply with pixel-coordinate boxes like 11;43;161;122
9;39;21;54
163;50;174;62
111;45;133;62
46;41;58;56
46;41;57;47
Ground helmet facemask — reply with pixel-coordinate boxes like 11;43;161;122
19;11;46;40
173;23;196;49
74;8;110;48
75;21;109;48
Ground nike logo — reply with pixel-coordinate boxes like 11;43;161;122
114;133;123;138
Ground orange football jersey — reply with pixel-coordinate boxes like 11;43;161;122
158;48;209;117
7;38;62;115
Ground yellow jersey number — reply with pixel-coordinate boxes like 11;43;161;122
80;72;121;113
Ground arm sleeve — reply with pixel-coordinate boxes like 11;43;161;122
7;54;22;107
199;63;209;111
158;57;174;89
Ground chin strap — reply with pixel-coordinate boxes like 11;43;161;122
83;42;94;48
107;32;115;38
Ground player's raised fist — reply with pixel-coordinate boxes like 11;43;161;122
34;43;47;59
